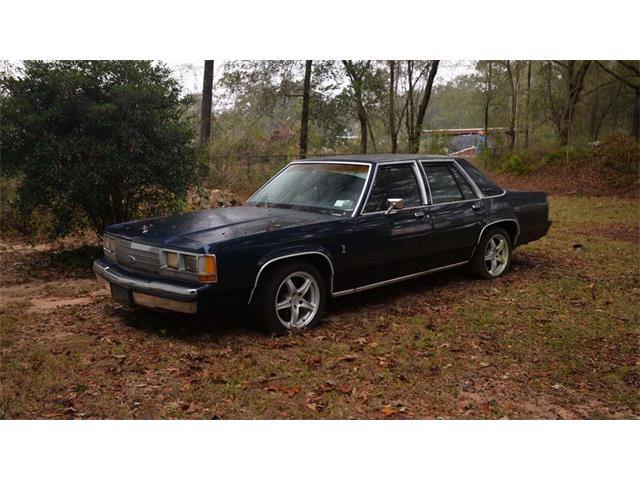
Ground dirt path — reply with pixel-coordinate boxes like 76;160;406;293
0;239;108;313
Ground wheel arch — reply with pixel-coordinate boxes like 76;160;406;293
470;219;520;259
246;250;335;305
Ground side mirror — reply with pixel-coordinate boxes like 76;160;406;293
385;198;405;215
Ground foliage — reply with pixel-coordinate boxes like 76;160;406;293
0;61;196;235
505;154;528;175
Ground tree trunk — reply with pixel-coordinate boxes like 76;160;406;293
524;61;531;150
200;60;214;144
407;60;439;154
388;60;397;153
358;104;368;153
342;60;371;154
483;61;492;149
368;119;378;152
299;60;313;158
633;87;640;142
505;61;521;151
557;61;591;146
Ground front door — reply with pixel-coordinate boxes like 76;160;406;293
340;162;434;289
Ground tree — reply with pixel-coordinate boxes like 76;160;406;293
404;60;439;153
200;60;214;144
477;61;494;149
342;60;372;153
596;60;640;141
548;61;592;146
388;60;398;153
0;61;196;235
503;61;523;150
524;61;532;149
299;60;313;158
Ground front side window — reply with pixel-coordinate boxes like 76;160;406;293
423;164;475;204
247;163;369;215
363;164;422;213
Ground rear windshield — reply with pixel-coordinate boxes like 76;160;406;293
456;159;505;196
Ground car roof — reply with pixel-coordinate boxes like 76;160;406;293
296;154;459;164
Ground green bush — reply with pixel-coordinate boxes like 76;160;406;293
505;154;528;175
0;61;197;236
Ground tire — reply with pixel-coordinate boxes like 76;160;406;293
249;260;327;335
470;227;512;279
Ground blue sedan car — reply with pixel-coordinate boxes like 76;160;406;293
95;155;551;334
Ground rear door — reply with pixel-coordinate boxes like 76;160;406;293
421;162;485;267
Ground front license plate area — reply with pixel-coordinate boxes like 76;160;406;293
111;284;133;306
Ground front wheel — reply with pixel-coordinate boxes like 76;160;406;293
250;261;326;334
470;227;512;279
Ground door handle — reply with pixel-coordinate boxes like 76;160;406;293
471;203;482;211
414;211;430;220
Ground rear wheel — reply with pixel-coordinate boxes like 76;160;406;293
470;227;512;279
250;261;326;334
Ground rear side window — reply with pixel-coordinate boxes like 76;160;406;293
456;159;504;196
423;164;474;204
449;165;477;199
364;164;422;213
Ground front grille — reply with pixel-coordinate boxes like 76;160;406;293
114;238;161;275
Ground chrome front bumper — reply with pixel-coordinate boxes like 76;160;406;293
93;258;209;314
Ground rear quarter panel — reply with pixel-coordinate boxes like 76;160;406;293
507;191;550;245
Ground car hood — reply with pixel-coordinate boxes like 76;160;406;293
105;205;335;251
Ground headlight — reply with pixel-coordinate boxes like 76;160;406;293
183;255;197;273
166;252;178;269
162;251;217;284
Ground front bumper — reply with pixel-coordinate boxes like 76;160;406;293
93;258;211;314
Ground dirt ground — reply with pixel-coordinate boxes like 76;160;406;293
1;194;638;419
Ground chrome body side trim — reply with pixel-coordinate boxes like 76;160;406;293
247;251;335;305
331;261;469;297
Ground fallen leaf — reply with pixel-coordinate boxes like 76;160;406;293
305;401;326;412
336;384;352;395
338;354;358;363
479;361;490;368
381;405;396;417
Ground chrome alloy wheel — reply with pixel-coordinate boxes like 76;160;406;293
275;271;320;330
484;233;509;277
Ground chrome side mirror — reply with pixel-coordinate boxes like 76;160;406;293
385;198;405;215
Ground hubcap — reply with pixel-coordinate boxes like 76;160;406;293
275;271;320;330
484;233;509;277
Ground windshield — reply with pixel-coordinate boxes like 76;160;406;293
247;163;369;215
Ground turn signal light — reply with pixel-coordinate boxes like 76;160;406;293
198;255;217;283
